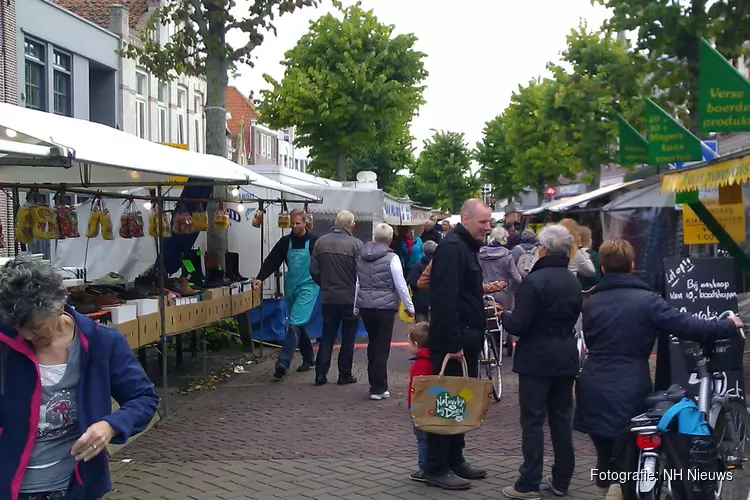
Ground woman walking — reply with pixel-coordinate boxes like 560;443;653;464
559;218;595;278
479;227;523;312
397;228;424;280
0;258;159;500
355;223;414;400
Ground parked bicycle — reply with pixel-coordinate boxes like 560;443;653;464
629;310;749;500
481;294;503;402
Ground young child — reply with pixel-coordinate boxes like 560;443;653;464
407;322;431;482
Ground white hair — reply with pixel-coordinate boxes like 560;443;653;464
334;210;355;228
424;220;436;230
489;227;509;245
538;224;574;256
373;223;394;244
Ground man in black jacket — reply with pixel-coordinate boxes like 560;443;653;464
424;198;491;491
420;220;442;245
500;224;583;500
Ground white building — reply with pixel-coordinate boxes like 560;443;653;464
277;126;312;173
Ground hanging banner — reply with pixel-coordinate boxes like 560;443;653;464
699;38;750;134
617;114;649;166
646;98;703;165
682;187;746;244
382;197;402;225
661;153;750;192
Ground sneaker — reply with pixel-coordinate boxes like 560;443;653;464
409;469;426;482
296;362;313;373
605;484;623;500
274;366;286;380
502;486;540;500
424;472;471;491
544;475;566;497
337;374;357;385
369;391;390;400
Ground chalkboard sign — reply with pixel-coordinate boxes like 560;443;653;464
662;257;744;398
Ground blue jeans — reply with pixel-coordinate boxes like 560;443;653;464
276;325;314;370
414;426;428;469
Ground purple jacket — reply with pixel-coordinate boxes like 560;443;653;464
478;244;522;311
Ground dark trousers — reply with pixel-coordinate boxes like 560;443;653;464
516;375;576;493
315;303;358;378
415;311;430;324
276;325;315;370
360;308;396;394
425;350;479;475
591;435;616;486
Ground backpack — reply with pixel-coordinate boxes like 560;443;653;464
517;246;539;277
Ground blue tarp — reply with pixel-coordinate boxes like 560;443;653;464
247;295;368;342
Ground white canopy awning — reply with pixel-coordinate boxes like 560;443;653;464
0;103;320;201
545;181;639;213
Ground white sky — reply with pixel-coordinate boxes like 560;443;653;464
230;0;611;153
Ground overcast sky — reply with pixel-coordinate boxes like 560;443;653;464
229;0;611;153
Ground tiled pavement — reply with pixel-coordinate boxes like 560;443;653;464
105;323;749;499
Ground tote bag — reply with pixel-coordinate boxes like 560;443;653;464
411;355;493;435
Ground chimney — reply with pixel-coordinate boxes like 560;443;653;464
108;4;130;38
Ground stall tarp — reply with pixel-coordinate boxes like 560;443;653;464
286;184;385;220
0;103;251;186
521;197;572;216
248;175;321;202
603;183;674;211
249;296;368;342
546;181;639;212
382;194;403;225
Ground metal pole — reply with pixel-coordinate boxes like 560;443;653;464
202;327;207;379
259;200;265;358
11;187;19;256
156;186;169;418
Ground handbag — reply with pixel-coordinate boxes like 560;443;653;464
399;299;413;323
411;355;493;435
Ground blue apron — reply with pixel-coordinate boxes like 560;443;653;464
285;238;320;326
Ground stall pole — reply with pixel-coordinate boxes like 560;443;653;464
202;326;208;379
156;186;170;418
11;187;19;256
259;200;265;358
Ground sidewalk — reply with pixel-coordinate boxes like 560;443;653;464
105;325;618;499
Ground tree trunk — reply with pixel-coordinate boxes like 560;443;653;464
335;152;347;181
204;51;230;268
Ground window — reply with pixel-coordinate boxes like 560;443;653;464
193;94;203;152
177;87;187;145
135;71;148;139
157;82;168;103
52;49;72;116
24;38;46;111
158;107;168;143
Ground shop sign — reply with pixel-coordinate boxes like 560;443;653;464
617;114;649;166
410;207;431;225
646;98;703;165
662;153;750;192
382;198;402;224
698;38;750;134
400;203;412;224
682;187;746;244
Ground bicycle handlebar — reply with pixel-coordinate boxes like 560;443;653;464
718;310;746;340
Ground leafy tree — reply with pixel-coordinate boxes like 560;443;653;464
546;24;647;177
475;114;523;201
502;77;579;196
595;0;750;132
346;128;415;191
409;131;480;213
258;3;428;181
121;0;318;263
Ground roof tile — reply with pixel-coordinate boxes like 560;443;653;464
54;0;149;29
226;87;260;158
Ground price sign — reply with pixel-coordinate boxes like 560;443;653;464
662;257;744;398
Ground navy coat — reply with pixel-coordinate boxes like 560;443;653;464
574;273;739;440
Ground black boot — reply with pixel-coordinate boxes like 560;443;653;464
225;252;249;281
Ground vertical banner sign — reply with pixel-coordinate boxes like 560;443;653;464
699;38;750;134
617;114;649;166
663;257;744;398
646;98;703;165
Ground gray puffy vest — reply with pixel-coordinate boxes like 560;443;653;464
356;241;399;310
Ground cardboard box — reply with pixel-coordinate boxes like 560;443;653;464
218;296;232;319
204;287;229;300
127;298;159;316
139;312;163;346
252;287;262;308
231;289;254;315
204;298;222;323
108;304;138;324
115;318;140;350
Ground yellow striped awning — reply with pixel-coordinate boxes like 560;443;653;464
661;153;750;192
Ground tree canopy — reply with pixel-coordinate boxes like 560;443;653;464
257;3;428;181
404;131;480;213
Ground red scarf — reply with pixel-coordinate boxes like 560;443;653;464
405;235;414;254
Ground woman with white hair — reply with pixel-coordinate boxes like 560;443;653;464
478;227;522;313
500;224;583;500
354;223;415;400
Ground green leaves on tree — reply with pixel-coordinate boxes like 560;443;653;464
257;3;428;181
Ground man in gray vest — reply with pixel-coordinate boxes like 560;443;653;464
354;223;414;400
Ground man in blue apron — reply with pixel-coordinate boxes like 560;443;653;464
253;209;320;380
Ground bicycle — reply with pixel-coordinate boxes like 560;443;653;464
629;310;749;500
575;328;587;373
481;294;503;402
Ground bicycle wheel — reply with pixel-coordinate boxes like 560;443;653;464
484;332;502;402
715;400;750;500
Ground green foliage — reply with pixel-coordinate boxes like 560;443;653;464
346;127;416;191
408;131;480;213
595;0;750;131
475;115;522;201
257;3;428;181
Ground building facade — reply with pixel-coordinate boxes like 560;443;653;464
277;127;311;173
1;0;19;105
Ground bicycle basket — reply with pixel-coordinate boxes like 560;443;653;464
678;338;743;374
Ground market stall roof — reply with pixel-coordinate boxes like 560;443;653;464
521;197;573;216
244;175;321;202
284;184;384;217
545;181;639;213
602;180;672;211
661;147;750;193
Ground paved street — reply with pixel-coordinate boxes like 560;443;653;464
106;322;609;500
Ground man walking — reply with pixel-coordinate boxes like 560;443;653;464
253;209;319;380
420;220;442;244
425;198;492;491
309;210;363;386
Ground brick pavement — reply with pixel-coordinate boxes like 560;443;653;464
104;323;749;500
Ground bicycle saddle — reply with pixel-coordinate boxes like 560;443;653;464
645;400;674;419
644;384;687;408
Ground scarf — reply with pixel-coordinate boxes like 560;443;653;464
405;235;414;254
